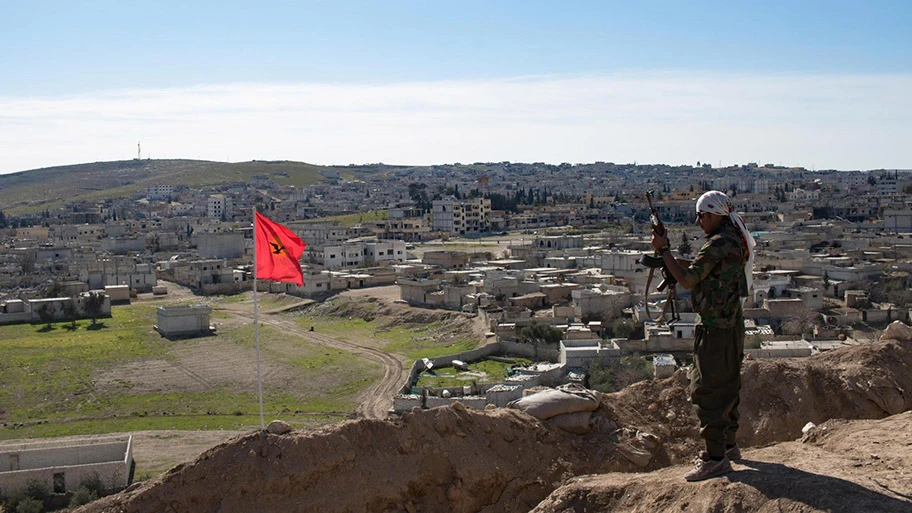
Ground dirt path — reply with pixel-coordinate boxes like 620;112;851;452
206;284;418;420
225;308;406;419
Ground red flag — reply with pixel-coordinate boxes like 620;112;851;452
254;212;306;286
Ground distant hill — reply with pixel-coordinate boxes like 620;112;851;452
0;159;368;215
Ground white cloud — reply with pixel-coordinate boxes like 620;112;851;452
1;72;910;173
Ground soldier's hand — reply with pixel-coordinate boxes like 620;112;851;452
651;230;669;252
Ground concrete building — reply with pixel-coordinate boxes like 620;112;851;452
559;327;621;368
883;208;912;233
323;241;366;269
155;305;213;338
432;197;492;235
398;278;442;305
207;194;232;219
653;354;677;378
196;231;245;259
145;184;174;200
0;435;133;495
422;251;471;269
571;287;631;322
745;340;813;359
364;240;407;265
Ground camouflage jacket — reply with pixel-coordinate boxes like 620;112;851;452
683;218;748;328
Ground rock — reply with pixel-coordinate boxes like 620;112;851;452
617;442;653;468
881;320;912;342
266;420;293;435
636;431;660;450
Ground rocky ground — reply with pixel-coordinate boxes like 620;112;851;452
75;321;912;513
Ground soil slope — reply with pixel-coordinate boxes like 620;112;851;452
77;330;912;513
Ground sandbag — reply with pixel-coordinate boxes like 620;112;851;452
547;411;593;435
506;384;600;420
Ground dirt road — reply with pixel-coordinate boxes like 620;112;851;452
226;308;406;420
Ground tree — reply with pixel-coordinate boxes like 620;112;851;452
678;232;692;256
611;318;635;339
82;292;105;325
20;251;36;274
585;354;653;393
518;322;562;346
36;303;54;329
62;298;78;328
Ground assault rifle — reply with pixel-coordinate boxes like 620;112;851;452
639;190;679;323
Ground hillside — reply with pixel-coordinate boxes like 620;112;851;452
75;324;912;513
0;159;369;215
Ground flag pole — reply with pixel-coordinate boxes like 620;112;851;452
254;208;265;429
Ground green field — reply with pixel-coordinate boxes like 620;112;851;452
301;209;389;227
0;292;479;441
0;302;379;440
294;315;477;361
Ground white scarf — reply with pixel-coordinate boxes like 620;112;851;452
696;190;756;294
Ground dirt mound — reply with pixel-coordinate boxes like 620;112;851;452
533;411;912;513
77;406;643;513
305;293;484;341
600;335;912;464
76;337;912;513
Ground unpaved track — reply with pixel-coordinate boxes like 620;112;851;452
227;309;406;419
143;281;407;419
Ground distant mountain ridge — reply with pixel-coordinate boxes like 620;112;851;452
0;159;343;215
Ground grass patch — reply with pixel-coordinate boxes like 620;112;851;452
414;358;532;389
0;307;170;422
294;316;476;361
302;210;388;227
0;303;381;441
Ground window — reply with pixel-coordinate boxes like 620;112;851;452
54;472;66;493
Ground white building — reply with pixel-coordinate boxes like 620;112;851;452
365;240;407;265
324;241;366;269
0;435;133;495
155;305;212;337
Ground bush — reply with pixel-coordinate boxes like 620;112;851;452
78;472;104;495
69;486;99;508
518;322;562;346
611;318;635;339
586;355;654;393
745;335;762;350
23;480;48;504
16;497;43;513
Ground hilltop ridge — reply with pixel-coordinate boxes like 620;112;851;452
75;325;912;513
0;159;335;214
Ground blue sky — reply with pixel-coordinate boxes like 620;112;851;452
2;1;910;173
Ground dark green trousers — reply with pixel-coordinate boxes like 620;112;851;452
690;322;744;459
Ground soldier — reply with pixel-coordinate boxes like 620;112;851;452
651;190;755;481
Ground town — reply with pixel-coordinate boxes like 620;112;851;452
2;160;911;387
